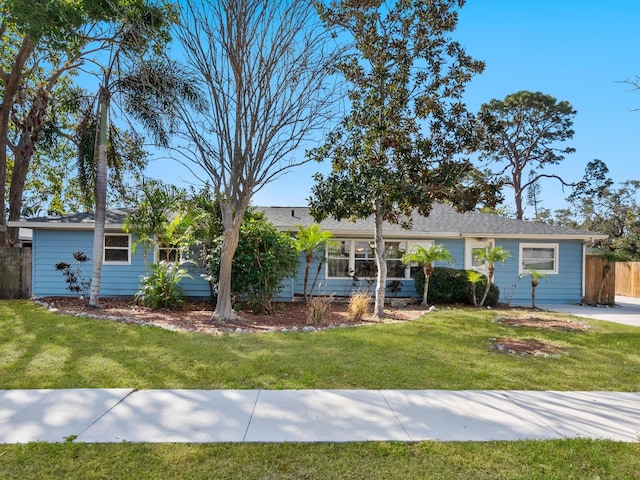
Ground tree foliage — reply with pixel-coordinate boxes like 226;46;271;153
205;211;299;315
309;0;496;318
477;90;577;220
401;244;454;306
170;0;341;321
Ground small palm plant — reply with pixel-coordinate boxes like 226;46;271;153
519;268;548;309
467;270;487;306
476;245;512;306
402;245;454;306
295;224;336;302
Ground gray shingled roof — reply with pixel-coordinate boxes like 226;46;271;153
259;204;605;240
12;204;604;240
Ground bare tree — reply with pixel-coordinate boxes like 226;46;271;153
172;0;342;321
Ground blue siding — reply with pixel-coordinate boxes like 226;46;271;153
32;229;586;305
33;229;211;298
493;239;584;306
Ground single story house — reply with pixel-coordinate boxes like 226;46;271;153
10;204;606;305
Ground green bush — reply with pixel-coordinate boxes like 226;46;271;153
135;261;193;309
413;267;500;307
206;212;299;314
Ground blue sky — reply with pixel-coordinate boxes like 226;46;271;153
147;1;640;217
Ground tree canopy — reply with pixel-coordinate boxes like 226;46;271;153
308;0;497;318
477;90;576;220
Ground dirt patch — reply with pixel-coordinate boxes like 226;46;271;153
36;297;429;333
494;314;590;332
491;337;566;357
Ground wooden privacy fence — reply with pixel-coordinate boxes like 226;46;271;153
584;255;616;305
0;247;32;299
615;262;640;297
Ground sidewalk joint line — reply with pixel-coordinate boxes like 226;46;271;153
72;388;138;442
380;390;412;441
243;389;261;441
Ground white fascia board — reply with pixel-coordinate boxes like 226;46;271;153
7;221;126;231
462;233;608;241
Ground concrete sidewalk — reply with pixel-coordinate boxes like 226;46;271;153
1;389;639;444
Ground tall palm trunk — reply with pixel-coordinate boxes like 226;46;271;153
89;88;109;307
480;265;495;306
422;265;433;306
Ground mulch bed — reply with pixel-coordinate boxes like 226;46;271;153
37;296;429;333
491;337;566;357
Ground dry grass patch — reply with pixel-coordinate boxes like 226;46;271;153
494;311;591;332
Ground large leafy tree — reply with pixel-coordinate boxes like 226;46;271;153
170;0;342;321
308;0;496;318
477;91;577;220
0;0;158;246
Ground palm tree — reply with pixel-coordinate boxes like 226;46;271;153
294;224;335;302
467;270;486;306
476;245;512;306
79;8;205;307
519;268;548;309
402;245;454;306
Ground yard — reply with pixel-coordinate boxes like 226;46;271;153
1;299;640;478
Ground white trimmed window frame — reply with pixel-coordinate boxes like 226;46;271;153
464;239;494;273
326;239;431;280
103;233;131;265
519;243;559;275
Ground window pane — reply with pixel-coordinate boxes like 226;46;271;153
354;259;376;277
105;249;128;262
105;235;128;247
328;259;349;277
472;247;486;267
385;241;405;259
522;247;555;272
354;241;374;259
387;259;405;278
328;241;348;259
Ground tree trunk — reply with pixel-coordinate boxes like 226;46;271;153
309;260;323;299
212;223;241;322
531;280;538;309
0;37;36;246
7;86;50;245
89;90;109;307
597;264;610;305
480;265;495;306
372;207;386;319
303;253;312;302
422;265;432;306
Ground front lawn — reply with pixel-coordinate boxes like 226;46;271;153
2;299;640;478
1;299;639;391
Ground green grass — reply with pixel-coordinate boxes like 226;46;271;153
1;440;640;479
1;300;640;390
3;300;640;478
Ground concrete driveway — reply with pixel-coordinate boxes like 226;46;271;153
539;296;640;328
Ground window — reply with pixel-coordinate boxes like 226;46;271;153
156;239;179;263
327;241;350;277
103;234;130;264
465;239;493;272
326;240;413;279
519;243;558;274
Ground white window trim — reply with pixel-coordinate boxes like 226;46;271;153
154;236;182;264
103;233;131;265
519;242;559;275
465;239;494;272
326;239;419;280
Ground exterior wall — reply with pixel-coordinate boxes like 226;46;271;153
32;229;211;298
32;229;586;305
285;237;584;305
492;239;584;306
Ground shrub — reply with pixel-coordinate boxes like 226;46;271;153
135;261;193;309
54;251;91;297
348;291;371;321
307;295;333;325
205;212;299;314
413;267;500;307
